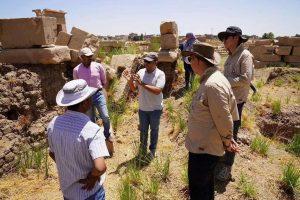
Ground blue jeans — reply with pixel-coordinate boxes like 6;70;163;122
87;90;110;139
63;186;105;200
86;186;105;200
138;109;162;155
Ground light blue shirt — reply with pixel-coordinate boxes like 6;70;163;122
47;110;109;200
137;67;166;111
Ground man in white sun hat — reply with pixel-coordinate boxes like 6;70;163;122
47;79;109;200
73;47;114;156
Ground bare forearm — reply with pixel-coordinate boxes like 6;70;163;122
128;79;137;92
141;83;162;95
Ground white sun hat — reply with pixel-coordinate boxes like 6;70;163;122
79;47;94;57
56;79;98;107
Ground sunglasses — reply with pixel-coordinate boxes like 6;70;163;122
144;60;152;64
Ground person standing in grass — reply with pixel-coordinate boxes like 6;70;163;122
125;52;165;158
182;42;239;200
47;79;109;200
73;47;114;156
179;33;199;89
216;26;254;181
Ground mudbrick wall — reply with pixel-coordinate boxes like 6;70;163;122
0;63;69;177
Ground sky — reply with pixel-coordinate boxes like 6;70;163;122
1;0;300;37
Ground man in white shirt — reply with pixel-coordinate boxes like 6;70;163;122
126;52;166;158
47;79;109;200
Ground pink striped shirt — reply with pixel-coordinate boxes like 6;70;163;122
73;62;107;89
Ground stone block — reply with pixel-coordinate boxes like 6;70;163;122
158;49;179;62
101;63;117;83
70;49;80;63
292;46;300;56
83;34;100;53
43;9;66;25
0;17;57;49
0;46;71;64
284;55;300;63
275;46;292;56
161;34;179;50
68;27;89;50
254;39;273;46
258;54;281;62
249;45;275;57
55;31;71;46
110;54;137;71
278;37;300;46
160;21;178;35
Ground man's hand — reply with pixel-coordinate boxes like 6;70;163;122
123;69;133;81
226;139;240;153
133;74;142;85
78;172;100;191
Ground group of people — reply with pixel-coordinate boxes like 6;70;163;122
47;26;254;200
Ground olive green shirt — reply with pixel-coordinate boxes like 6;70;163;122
185;67;239;156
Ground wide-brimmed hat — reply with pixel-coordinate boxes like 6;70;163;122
218;26;248;43
56;79;98;107
79;47;94;57
144;52;158;62
181;42;221;66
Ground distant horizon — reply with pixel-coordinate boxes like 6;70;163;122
1;0;300;37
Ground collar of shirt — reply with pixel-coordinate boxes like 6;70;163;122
145;67;157;75
230;43;245;56
200;66;218;83
65;110;90;121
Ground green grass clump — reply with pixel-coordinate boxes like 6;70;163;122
238;172;258;199
286;134;300;156
281;162;300;195
119;176;137;200
274;78;284;86
271;100;281;115
145;177;160;198
251;92;262;102
250;136;270;156
154;156;171;182
181;163;188;186
255;79;265;89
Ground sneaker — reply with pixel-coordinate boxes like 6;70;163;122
216;165;232;181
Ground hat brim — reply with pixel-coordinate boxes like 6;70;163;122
144;57;155;62
181;51;221;66
56;86;98;107
218;32;248;42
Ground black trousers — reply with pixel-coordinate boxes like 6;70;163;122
223;102;245;166
188;152;220;200
184;62;195;87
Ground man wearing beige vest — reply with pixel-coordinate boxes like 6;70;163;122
182;42;239;200
216;26;254;181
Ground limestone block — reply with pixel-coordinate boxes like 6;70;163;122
258;54;281;62
292;46;300;56
83;34;100;53
68;27;89;50
55;31;71;46
249;45;275;57
0;46;71;64
161;34;179;50
278;37;300;46
254;39;273;46
275;46;292;56
110;54;137;71
43;9;66;24
284;55;300;63
158;49;179;62
160;21;178;35
101;63;117;83
70;49;80;63
0;17;57;49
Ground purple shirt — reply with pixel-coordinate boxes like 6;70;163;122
73;61;106;89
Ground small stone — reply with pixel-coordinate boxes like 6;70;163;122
4;152;15;162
